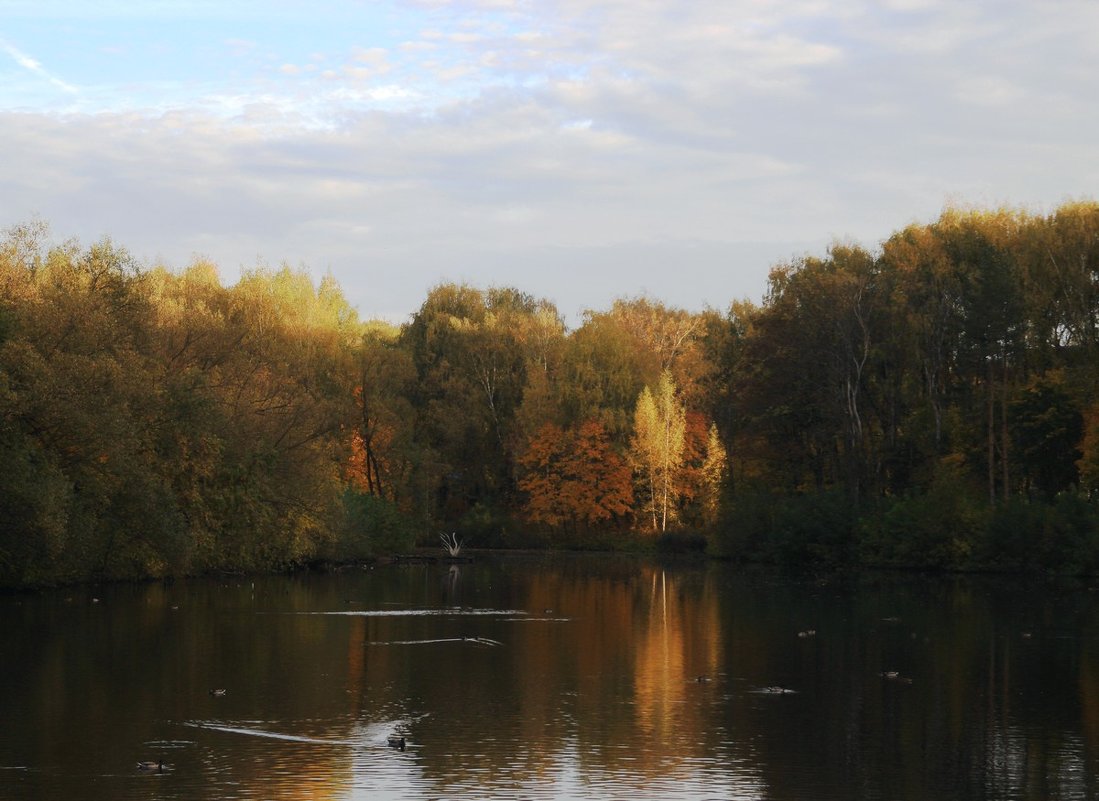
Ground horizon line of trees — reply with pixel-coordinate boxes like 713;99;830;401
3;201;1099;586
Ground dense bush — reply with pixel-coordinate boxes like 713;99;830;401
716;488;856;570
655;529;709;555
336;490;415;559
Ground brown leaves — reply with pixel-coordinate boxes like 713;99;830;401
518;420;633;531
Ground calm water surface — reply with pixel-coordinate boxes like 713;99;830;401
3;554;1099;800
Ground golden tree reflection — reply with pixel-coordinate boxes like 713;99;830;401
9;564;1099;800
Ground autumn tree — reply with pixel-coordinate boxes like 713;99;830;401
604;297;712;400
0;223;370;585
350;322;416;501
558;310;650;439
513;304;568;443
631;371;687;532
518;421;632;534
699;423;728;526
6;203;1099;584
396;283;566;535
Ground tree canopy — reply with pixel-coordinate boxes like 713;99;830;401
4;202;1099;585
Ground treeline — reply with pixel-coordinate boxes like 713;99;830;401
3;202;1099;585
725;203;1099;573
0;224;364;586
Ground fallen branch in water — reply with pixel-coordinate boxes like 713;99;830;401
440;532;464;557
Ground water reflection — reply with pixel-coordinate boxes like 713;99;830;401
2;559;1099;799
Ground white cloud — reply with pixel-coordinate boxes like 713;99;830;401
0;38;79;94
878;0;941;10
2;1;1098;322
350;46;391;67
954;75;1025;107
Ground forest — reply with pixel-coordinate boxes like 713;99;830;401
2;202;1099;587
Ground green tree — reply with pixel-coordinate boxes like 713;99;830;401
399;283;560;533
1009;375;1083;498
936;210;1026;504
736;245;884;500
558;310;649;439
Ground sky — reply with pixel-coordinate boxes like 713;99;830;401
2;1;1098;325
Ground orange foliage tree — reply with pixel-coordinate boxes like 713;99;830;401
518;420;633;533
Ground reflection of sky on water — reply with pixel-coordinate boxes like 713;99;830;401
340;720;765;801
261;587;767;799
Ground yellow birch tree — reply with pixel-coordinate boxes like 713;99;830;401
699;423;728;525
631;370;687;532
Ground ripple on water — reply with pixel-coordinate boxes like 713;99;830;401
290;607;529;617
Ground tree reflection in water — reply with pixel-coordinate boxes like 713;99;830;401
1;559;1098;800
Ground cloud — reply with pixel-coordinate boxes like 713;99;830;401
348;45;392;79
954;75;1025;107
2;1;1098;324
0;38;78;94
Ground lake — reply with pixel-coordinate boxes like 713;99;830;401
3;553;1099;800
